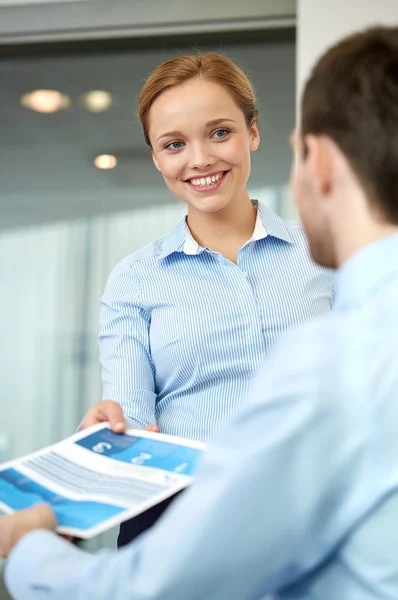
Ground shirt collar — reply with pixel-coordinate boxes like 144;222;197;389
255;201;293;244
158;200;293;260
333;233;398;312
157;218;187;260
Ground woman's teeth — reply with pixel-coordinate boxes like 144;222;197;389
189;173;224;187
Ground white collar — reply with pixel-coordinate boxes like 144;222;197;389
183;206;268;255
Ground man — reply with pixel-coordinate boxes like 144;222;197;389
1;25;398;599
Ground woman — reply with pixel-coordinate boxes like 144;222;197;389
83;53;334;546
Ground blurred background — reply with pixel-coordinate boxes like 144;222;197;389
0;0;296;553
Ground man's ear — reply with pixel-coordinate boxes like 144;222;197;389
304;134;334;197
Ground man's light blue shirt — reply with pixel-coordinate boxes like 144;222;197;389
6;234;398;600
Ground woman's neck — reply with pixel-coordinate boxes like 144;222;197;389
186;192;257;261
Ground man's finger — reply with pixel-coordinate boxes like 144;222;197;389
29;503;57;529
0;504;57;559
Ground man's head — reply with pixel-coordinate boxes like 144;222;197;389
292;26;398;268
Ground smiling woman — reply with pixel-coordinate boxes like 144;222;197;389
148;78;259;231
141;54;259;240
79;52;335;547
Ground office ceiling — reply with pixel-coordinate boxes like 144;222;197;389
0;35;295;229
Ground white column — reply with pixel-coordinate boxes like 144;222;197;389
297;0;398;102
284;0;398;220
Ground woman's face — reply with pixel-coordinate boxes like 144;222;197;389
148;78;260;214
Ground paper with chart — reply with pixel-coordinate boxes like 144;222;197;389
0;424;206;538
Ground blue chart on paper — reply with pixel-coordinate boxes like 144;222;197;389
0;468;125;530
76;429;203;476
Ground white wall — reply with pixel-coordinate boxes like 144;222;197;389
297;0;398;99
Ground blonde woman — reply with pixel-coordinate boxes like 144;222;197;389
81;53;334;546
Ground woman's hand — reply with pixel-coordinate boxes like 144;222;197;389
79;400;159;433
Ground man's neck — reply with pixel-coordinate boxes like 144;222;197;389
335;216;398;268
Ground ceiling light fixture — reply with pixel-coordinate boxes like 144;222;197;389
82;90;113;113
20;89;71;113
94;154;118;170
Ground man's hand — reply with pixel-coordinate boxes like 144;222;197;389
79;399;159;434
0;504;57;559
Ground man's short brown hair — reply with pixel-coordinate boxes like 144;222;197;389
301;26;398;223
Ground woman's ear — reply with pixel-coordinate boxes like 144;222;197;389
249;119;260;152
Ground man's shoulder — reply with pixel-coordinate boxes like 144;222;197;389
265;312;349;376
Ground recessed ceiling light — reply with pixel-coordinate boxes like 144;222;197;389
82;90;113;113
20;89;71;113
94;154;118;170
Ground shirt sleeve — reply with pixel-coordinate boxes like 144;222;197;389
99;261;156;427
5;319;380;600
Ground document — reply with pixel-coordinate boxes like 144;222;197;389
0;423;205;538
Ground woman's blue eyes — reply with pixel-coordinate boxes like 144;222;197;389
165;129;230;150
166;141;184;150
212;129;229;139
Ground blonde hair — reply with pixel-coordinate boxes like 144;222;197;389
138;53;258;146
